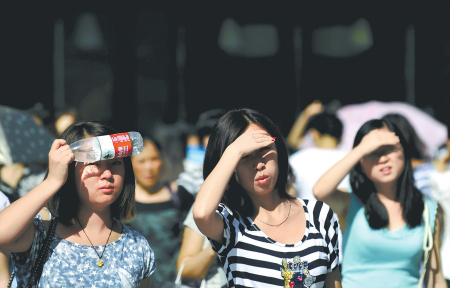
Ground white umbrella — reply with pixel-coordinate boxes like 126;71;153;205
335;100;447;156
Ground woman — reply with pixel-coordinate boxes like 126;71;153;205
193;108;341;288
313;119;447;287
0;121;155;287
129;135;194;286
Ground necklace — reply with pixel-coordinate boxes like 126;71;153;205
75;217;113;267
256;201;291;227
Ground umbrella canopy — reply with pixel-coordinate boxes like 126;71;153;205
0;105;54;165
335;101;447;156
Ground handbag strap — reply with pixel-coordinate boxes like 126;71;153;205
27;216;58;288
7;216;58;288
418;200;433;288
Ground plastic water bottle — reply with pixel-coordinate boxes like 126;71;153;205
70;132;144;162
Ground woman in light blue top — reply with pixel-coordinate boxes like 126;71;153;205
314;119;447;288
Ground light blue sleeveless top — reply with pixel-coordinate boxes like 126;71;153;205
342;193;437;288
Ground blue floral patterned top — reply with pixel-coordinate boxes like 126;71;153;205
12;215;155;288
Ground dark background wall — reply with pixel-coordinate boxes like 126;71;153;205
1;2;449;137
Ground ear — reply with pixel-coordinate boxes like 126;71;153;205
311;129;320;143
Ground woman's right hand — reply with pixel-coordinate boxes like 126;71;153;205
229;128;275;159
47;139;75;187
356;128;400;157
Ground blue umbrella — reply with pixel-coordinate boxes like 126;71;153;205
0;105;55;165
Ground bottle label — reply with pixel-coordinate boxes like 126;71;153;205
97;133;133;160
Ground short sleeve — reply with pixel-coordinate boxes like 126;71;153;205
326;211;340;272
11;214;47;286
136;234;156;281
208;204;238;257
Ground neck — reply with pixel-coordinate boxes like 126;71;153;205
314;136;339;149
374;182;398;201
136;181;164;195
76;208;113;232
250;189;284;216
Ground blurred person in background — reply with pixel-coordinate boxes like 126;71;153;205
314;118;446;287
177;109;226;198
176;109;228;288
289;104;350;201
47;107;78;137
287;101;325;150
429;121;450;286
382;113;435;197
129;135;194;287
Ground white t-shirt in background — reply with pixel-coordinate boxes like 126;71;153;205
289;147;350;200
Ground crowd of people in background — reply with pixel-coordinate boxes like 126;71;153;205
0;99;449;287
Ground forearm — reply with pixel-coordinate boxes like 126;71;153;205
182;247;217;280
0;178;60;249
286;112;309;149
193;146;241;224
314;147;364;200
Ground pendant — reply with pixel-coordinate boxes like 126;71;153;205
98;259;104;267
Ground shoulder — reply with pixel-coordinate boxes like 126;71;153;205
122;225;154;250
303;198;333;216
424;196;438;213
423;196;438;224
302;198;337;227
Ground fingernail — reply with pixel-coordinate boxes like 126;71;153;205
272;136;276;141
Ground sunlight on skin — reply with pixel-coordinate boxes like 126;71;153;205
77;162;102;180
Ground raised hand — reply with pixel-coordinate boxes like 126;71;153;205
47;139;75;187
304;101;324;118
229;128;275;159
357;128;400;157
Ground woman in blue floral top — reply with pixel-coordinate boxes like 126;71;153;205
0;121;155;287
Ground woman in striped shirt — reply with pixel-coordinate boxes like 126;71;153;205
193;108;341;288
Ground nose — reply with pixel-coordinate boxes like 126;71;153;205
255;162;266;171
378;153;389;164
101;167;113;180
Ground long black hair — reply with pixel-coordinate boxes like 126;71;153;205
350;119;423;229
381;113;429;161
203;108;294;217
47;121;136;225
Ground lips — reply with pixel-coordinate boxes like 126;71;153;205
380;166;392;175
255;174;269;184
100;185;114;193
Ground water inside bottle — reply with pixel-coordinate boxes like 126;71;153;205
73;151;100;162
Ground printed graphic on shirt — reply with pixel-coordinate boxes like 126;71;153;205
282;257;316;288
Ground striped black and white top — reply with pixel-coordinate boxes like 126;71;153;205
210;198;340;288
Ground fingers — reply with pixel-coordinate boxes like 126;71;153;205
247;130;274;145
49;139;67;152
49;140;74;164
